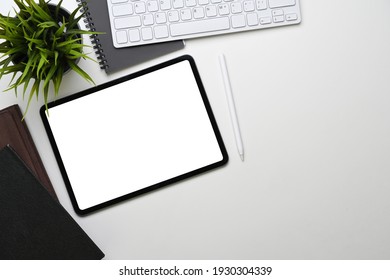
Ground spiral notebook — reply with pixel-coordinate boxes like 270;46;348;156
41;56;228;215
77;0;184;73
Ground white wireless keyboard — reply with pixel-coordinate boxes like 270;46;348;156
107;0;301;48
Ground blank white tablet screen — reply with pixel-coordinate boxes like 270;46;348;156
46;60;223;210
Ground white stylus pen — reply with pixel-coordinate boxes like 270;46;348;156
218;54;244;161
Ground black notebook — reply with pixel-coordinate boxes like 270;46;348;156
0;146;104;260
78;0;184;73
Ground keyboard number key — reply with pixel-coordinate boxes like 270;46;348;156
115;30;128;44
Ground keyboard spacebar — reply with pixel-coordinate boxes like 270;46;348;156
170;17;230;37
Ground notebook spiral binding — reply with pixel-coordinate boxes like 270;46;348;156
76;0;109;70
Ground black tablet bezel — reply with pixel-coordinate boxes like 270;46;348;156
40;55;228;215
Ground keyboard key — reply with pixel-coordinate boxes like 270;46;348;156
243;0;255;12
168;10;180;22
205;5;217;17
114;16;142;29
143;13;154;25
115;30;128;44
186;0;197;7
129;29;141;41
247;12;258;26
218;4;229;15
193;7;205;19
256;0;267;10
134;2;146;13
286;13;298;21
142;27;153;40
181;9;192;20
170;17;230;36
112;0;128;3
160;0;171;10
154;25;169;38
112;4;133;16
269;0;295;9
173;0;184;8
156;12;167;23
259;16;271;24
273;15;284;22
272;9;283;16
231;2;242;14
198;0;209;5
147;0;158;11
232;14;245;28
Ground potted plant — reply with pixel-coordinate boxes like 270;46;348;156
0;0;98;116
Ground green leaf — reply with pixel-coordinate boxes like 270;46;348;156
42;63;57;93
54;51;59;66
55;21;67;38
38;21;57;28
52;65;63;96
22;72;33;97
68;59;95;85
18;52;38;86
15;12;34;34
56;38;83;48
22;79;40;120
37;52;48;79
29;0;52;22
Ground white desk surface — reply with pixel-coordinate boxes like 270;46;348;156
1;0;390;259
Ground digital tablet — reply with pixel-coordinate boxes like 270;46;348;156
41;55;228;215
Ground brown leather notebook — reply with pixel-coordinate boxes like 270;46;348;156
0;105;57;201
